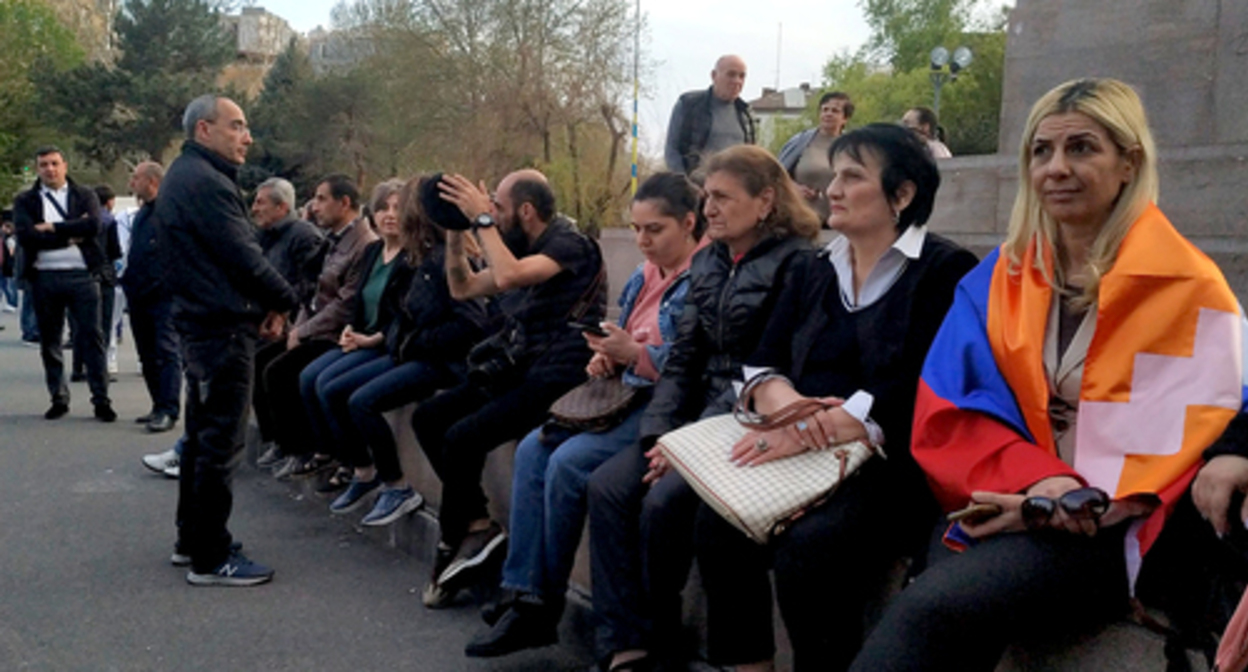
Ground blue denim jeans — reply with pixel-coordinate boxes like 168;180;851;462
298;347;385;457
502;405;645;599
19;285;39;340
346;359;461;482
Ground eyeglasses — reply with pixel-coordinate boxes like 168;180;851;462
1020;487;1110;530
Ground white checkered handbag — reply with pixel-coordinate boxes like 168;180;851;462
657;391;881;544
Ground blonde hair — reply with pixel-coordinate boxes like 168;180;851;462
702;145;821;241
1003;78;1159;307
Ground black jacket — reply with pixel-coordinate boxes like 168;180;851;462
388;242;490;364
157;141;298;331
748;235;978;489
348;240;414;336
672;86;757;174
258;214;326;312
12;177;105;280
639;233;812;443
120;200;164;301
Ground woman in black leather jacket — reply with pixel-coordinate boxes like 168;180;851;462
586;145;820;672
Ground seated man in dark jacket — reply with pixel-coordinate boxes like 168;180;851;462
253;177;326;312
254;174;375;478
13;145;112;421
415;169;605;607
157;94;298;586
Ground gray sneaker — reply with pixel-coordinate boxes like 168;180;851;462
256;443;283;469
271;456;300;480
360;486;423;526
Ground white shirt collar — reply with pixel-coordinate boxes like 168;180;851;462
825;225;928;311
41;182;69;196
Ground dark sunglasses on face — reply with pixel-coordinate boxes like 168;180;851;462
1020;486;1110;530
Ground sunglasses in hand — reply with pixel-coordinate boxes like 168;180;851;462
1020;486;1110;530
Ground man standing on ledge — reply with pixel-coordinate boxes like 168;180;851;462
158;94;298;586
664;55;755;176
12;145;113;421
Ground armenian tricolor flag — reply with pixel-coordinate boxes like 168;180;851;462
914;203;1247;587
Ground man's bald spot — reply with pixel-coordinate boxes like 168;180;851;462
136;160;165;182
504;168;548;187
714;55;745;74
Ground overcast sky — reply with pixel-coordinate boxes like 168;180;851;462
254;0;874;158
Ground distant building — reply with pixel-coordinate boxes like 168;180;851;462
748;83;815;147
220;7;298;64
307;26;375;75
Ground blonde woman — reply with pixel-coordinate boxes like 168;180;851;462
850;78;1248;671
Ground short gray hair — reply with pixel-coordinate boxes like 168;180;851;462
183;94;221;139
257;177;296;211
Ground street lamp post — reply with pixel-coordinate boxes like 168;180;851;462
929;46;973;117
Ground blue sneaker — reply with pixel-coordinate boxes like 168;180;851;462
330;476;383;514
360;486;423;526
186;551;274;587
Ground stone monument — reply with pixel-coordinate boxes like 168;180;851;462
929;0;1248;299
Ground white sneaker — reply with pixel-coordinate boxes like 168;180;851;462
1;303;15;313
142;448;179;475
163;464;180;479
107;360;119;374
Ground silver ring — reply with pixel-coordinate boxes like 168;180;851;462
796;420;809;432
755;439;769;453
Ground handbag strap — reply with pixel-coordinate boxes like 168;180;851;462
733;372;832;431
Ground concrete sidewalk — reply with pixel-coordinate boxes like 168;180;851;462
0;309;591;671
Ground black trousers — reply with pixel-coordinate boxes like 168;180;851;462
411;371;582;547
694;463;904;672
176;329;256;573
586;440;702;659
126;292;181;418
69;282;114;376
252;340;285;442
32;270;108;407
847;522;1130;672
257;339;335;454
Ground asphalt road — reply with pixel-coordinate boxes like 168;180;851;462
0;307;592;672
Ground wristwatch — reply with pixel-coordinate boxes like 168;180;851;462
473;213;496;229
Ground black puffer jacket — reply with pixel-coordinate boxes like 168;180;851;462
638;233;812;443
157;141;298;332
258;214;326;312
387;242;490;364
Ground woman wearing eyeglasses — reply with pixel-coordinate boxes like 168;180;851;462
849;78;1248;671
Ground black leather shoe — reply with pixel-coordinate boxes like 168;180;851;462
464;601;558;658
45;402;69;420
146;414;176;433
135;414;154;424
94;403;117;422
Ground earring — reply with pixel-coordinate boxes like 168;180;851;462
891;208;900;226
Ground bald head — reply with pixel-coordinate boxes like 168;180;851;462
711;55;746;101
129;160;164;203
496;168;555;228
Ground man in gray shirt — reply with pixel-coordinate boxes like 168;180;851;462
664;55;756;175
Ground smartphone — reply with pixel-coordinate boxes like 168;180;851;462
569;320;609;337
946;502;1003;525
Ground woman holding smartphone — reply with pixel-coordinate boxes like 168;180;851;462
693;124;977;672
464;171;708;654
462;173;706;657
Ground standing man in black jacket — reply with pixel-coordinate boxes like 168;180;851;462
663;55;756;176
13;145;114;421
157;94;298;586
122;161;181;433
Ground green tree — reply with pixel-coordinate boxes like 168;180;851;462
36;0;235;166
801;1;1009;156
0;0;84;201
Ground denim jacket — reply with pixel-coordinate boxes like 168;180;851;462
615;262;693;388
